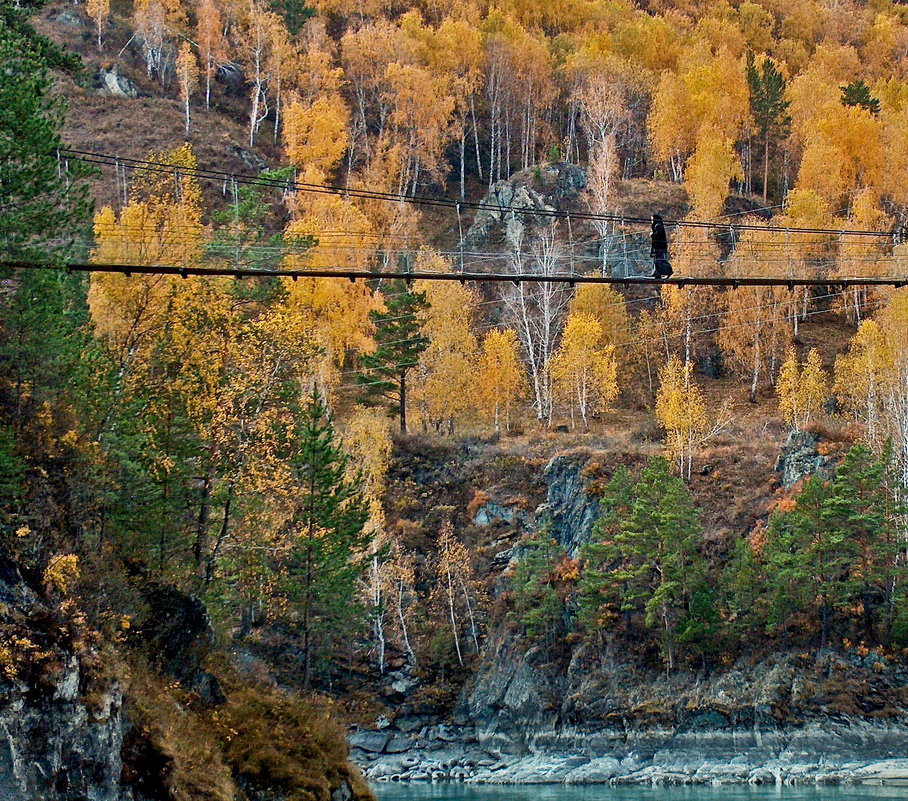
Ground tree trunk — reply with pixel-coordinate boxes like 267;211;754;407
399;370;407;433
193;466;214;578
447;564;463;665
205;479;234;584
459;131;466;200
396;579;416;665
749;331;761;403
372;555;385;673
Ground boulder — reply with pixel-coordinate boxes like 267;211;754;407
775;431;836;489
96;65;139;98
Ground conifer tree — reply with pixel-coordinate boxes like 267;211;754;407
623;457;705;671
284;390;371;690
510;528;566;646
357;280;429;433
0;16;91;264
841;80;881;116
577;466;635;639
823;443;903;641
746;51;791;202
758;445;904;647
208;167;303;293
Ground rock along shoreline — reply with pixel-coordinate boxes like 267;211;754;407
352;720;908;786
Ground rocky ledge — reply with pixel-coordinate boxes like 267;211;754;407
351;646;908;786
352;719;908;786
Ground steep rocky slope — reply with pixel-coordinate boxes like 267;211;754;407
349;433;908;786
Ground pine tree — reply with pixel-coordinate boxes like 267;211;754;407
510;528;566;646
624;457;705;671
762;494;821;640
357;280;429;433
746;51;791;202
0;14;91;264
577;466;635;639
841;80;881;116
284;390;371;690
207;166;303;301
823;443;903;642
602;457;706;671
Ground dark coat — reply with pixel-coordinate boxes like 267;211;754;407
651;219;668;254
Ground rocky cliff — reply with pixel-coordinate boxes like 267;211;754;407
0;562;126;801
354;628;908;786
351;441;908;787
0;556;372;801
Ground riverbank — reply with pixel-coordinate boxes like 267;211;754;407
351;646;908;787
352;719;908;785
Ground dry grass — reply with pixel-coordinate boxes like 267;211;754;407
126;665;236;801
125;658;374;801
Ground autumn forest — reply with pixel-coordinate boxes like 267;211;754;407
3;0;908;794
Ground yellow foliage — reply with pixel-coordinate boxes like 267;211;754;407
684;125;743;220
283;194;383;392
283;95;350;178
89;145;206;364
549;313;619;430
776;347;800;429
412;259;479;431
567;283;630;352
777;347;828;430
342;406;392;539
649;44;748;175
44;554;81;595
477;328;525;433
655;356;708;479
834;319;895;446
176;41;198;102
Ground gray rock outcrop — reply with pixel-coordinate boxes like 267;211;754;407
0;570;127;801
775;431;836;488
464;163;587;254
96;65;139;98
535;452;600;557
353;648;908;786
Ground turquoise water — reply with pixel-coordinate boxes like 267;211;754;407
372;784;908;801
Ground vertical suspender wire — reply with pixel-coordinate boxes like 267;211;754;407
567;213;575;277
619;217;628;278
456;202;465;274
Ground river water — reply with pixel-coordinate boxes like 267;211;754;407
372;784;908;801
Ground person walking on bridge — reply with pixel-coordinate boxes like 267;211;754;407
649;213;673;279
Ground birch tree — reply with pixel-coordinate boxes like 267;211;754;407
500;221;570;423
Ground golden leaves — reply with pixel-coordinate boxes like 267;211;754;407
477;328;525;433
283;95;350;179
549;313;619;430
656;356;708;479
776;347;828;431
413;263;479;430
44;554;80;595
